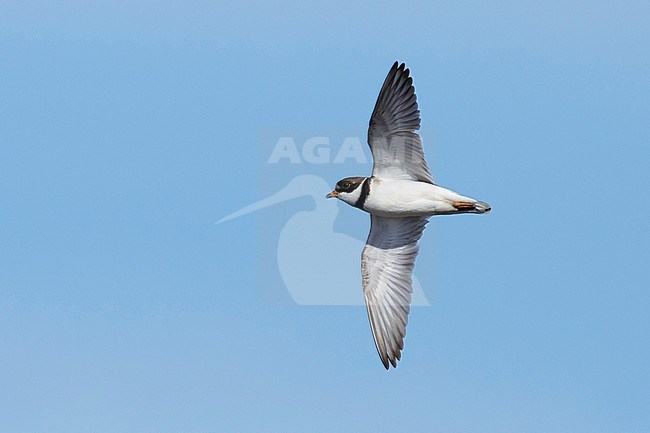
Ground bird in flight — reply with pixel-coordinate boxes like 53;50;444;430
326;62;491;369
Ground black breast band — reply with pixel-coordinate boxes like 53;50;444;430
354;178;370;210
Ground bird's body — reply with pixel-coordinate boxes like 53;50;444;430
327;61;491;369
337;177;490;217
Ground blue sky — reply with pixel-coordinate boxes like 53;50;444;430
1;1;649;432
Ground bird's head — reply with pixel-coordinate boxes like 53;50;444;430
326;176;366;206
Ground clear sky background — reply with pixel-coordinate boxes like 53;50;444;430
2;2;649;432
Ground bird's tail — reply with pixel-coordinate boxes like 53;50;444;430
451;200;491;214
474;201;491;214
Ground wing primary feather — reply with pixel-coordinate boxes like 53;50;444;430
371;62;399;117
365;296;390;369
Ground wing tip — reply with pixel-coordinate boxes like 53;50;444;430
391;60;409;74
391;61;410;76
379;353;399;370
379;353;400;370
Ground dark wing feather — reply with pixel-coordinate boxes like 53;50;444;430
367;62;434;184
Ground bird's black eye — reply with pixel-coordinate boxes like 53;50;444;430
343;182;350;189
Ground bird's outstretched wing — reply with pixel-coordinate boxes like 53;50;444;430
362;214;428;369
367;62;434;184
